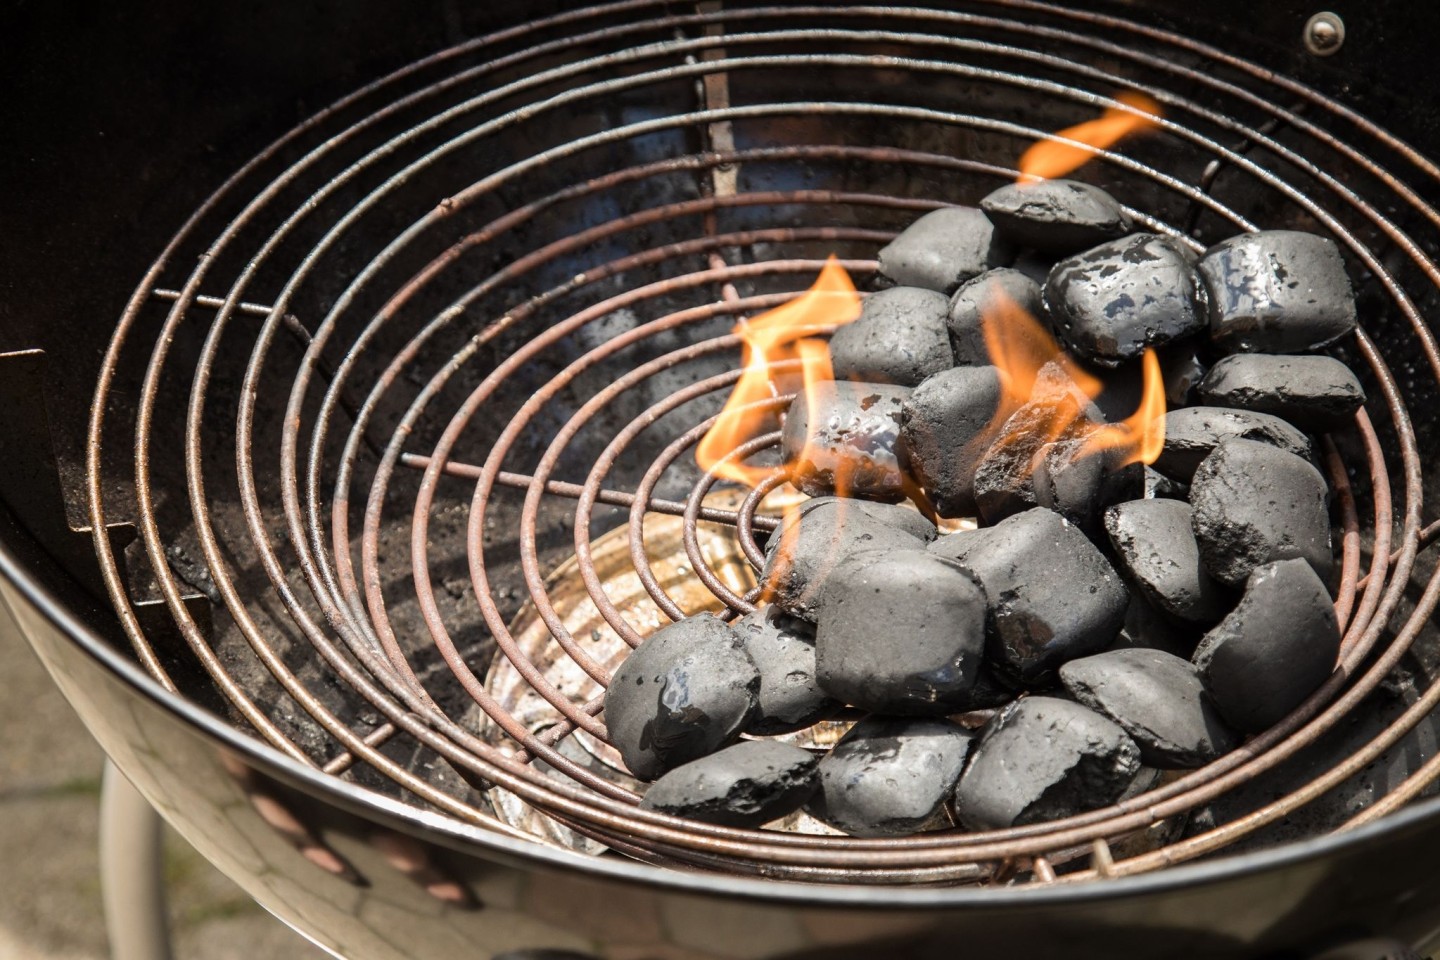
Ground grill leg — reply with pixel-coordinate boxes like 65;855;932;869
100;761;174;960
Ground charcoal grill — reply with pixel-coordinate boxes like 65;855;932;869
7;1;1440;957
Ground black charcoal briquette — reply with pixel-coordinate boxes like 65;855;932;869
760;498;929;621
898;365;1004;517
1197;230;1358;354
1104;499;1231;626
814;550;989;715
733;604;841;735
934;508;1128;686
876;206;1013;294
638;740;819;828
1160;342;1209;408
1196;353;1365;432
781;380;912;502
605;613;759;781
1193;558;1341;733
1189;438;1333;587
953;697;1141;829
779;496;937;544
1060;648;1235;768
946;268;1043;365
980;179;1132;254
1153;406;1313;483
1112;592;1201;660
807;716;975;837
1043;233;1206;367
829;286;955;386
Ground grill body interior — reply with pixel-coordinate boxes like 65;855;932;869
6;1;1440;957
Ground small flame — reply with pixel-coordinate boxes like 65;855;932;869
1016;92;1162;183
1079;349;1167;467
695;257;861;486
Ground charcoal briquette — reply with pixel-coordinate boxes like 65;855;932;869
953;697;1141;829
946;268;1043;365
898;365;1004;517
1043;233;1206;367
807;716;976;837
1104;499;1232;626
1160;342;1209;408
733;604;842;735
1143;467;1188;500
605;613;760;781
829;286;955;386
1189;438;1333;587
814;550;989;715
638;740;819;828
1060;648;1236;768
1112;591;1202;660
932;508;1128;686
1197;230;1358;354
1196;353;1366;432
1192;558;1341;733
876;206;1013;294
781;380;913;502
980;179;1132;255
1153;406;1313;483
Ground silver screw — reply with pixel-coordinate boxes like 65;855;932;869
1304;12;1346;56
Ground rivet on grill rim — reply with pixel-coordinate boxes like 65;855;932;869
1304;12;1346;57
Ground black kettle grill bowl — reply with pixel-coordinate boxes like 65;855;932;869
6;1;1440;957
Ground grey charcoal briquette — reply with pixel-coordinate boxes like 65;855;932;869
605;613;759;781
829;286;955;386
1112;592;1201;660
953;697;1141;829
1153;406;1313;483
898;365;1004;517
1060;648;1235;768
733;604;841;735
1197;230;1357;354
1043;233;1206;367
1189;438;1333;587
776;495;938;544
760;497;929;621
1196;353;1365;432
1193;558;1341;733
980;179;1132;254
1160;342;1209;407
1104;499;1232;625
946;268;1043;365
638;740;819;828
932;508;1128;686
807;716;976;837
1143;467;1188;500
781;380;913;501
814;550;989;715
876;206;1013;294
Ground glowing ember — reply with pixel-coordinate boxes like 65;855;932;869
1016;92;1162;184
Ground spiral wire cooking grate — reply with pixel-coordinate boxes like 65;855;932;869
85;0;1440;884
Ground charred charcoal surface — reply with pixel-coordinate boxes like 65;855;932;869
829;286;954;387
733;604;841;735
1154;406;1313;483
638;740;819;828
1189;438;1333;587
931;508;1128;686
1105;499;1232;625
876;206;1012;294
980;179;1132;254
807;716;975;837
605;613;759;781
947;268;1043;365
814;550;989;715
898;365;1003;518
780;380;912;502
1060;648;1236;768
760;498;929;621
1193;559;1341;733
1196;353;1366;432
953;697;1141;829
1043;233;1206;367
1112;592;1203;659
1197;230;1358;354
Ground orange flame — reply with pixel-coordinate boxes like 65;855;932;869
695;257;861;486
1017;92;1162;183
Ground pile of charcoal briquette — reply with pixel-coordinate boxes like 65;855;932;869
605;178;1364;838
